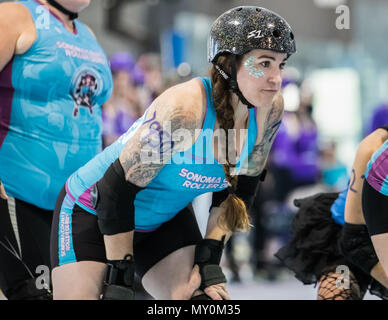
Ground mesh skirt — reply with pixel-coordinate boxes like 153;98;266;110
275;192;388;299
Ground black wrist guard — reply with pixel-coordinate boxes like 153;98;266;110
338;223;379;275
92;159;144;235
194;237;226;290
234;170;266;208
101;254;135;300
190;293;212;300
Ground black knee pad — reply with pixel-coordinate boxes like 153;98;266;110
338;223;378;275
5;278;52;300
101;254;135;300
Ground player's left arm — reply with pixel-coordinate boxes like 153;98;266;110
241;92;284;176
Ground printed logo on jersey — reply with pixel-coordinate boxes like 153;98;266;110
59;210;71;257
179;168;228;190
70;65;103;117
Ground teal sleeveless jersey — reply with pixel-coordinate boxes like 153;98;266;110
66;77;258;230
365;140;388;196
0;0;113;210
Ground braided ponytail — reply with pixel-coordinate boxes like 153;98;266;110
210;54;250;232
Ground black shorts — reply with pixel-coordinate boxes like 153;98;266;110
50;187;203;278
0;196;52;297
362;179;388;236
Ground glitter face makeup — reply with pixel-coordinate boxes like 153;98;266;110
244;56;265;78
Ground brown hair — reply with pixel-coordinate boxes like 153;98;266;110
209;54;250;232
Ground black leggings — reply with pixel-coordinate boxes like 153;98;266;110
51;187;203;279
362;180;388;236
0;197;52;297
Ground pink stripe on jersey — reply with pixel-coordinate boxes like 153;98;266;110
367;147;388;193
77;185;95;212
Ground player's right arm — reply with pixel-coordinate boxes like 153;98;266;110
0;2;36;71
119;80;204;187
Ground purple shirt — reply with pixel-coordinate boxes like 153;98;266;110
271;113;320;183
369;103;388;134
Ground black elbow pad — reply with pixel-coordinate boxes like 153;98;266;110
234;170;266;209
92;159;144;235
210;170;266;210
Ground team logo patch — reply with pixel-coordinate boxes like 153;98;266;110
70;66;103;117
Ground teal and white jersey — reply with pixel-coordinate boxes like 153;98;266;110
0;0;113;210
66;77;258;230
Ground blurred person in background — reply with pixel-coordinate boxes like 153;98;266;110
270;80;320;201
276;126;388;300
102;52;143;148
0;0;113;299
319;140;348;191
136;52;164;113
368;98;388;134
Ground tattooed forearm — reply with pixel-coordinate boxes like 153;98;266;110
119;105;200;187
244;98;283;176
349;168;366;193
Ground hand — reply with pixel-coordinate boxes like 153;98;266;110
0;180;8;200
188;265;230;300
187;265;202;299
203;282;230;300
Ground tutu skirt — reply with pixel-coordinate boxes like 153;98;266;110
275;192;388;299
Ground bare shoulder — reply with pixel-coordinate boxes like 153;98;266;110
0;2;36;55
375;127;388;142
150;78;205;127
0;2;34;28
359;127;388;154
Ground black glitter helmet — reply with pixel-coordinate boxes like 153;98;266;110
208;6;296;63
208;6;296;108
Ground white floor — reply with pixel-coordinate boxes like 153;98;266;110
0;277;379;300
227;276;379;300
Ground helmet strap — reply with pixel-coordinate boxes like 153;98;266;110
47;0;78;20
214;55;256;109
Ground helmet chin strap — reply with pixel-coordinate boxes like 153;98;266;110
47;0;78;20
214;55;256;109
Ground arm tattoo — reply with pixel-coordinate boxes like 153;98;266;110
349;169;357;193
349;169;366;193
119;105;200;187
244;103;283;176
141;110;175;154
